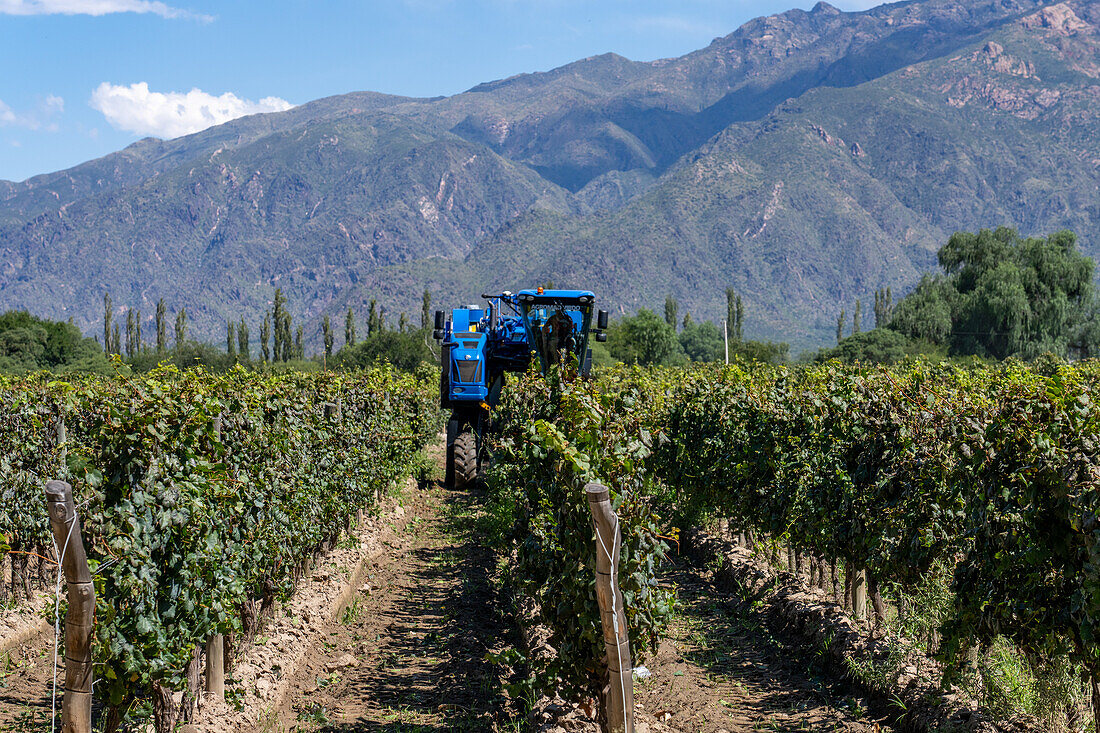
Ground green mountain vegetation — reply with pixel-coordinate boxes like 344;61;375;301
2;0;1100;350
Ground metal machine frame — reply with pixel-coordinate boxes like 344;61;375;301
433;288;609;487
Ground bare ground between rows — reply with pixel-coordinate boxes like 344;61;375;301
532;552;894;733
0;619;58;730
0;563;64;728
631;556;894;733
260;475;527;733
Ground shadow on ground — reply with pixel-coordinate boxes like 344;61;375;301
633;556;894;732
309;482;524;732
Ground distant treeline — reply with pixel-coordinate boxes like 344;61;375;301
0;289;437;375
597;287;789;367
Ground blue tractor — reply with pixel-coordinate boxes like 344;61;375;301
432;288;609;487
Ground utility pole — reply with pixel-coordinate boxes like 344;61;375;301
722;319;729;364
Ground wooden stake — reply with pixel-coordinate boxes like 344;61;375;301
585;483;634;733
869;573;886;627
205;635;224;699
853;568;867;621
843;561;854;611
44;480;94;733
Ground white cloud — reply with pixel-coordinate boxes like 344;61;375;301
0;95;64;130
89;82;294;139
0;0;212;21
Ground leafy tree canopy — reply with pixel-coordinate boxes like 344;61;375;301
679;321;724;362
814;328;943;365
0;310;109;374
732;339;790;365
606;309;686;366
335;330;434;372
888;228;1097;360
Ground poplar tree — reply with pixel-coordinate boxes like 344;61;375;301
280;311;293;362
156;299;167;353
238;318;249;360
853;299;862;335
664;296;678;330
272;289;287;361
836;309;846;344
126;310;136;357
345;307;356;347
735;296;744;341
725;288;735;341
874;287;894;328
421;289;431;329
379;306;387;333
682;313;693;329
323;315;334;358
399;312;408;333
261;313;271;363
725;288;745;342
112;324;121;358
174;308;187;351
368;299;378;336
294;326;303;360
103;292;113;355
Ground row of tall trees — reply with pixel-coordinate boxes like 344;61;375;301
609;287;786;366
99;288;436;369
103;293;188;357
661;288;745;342
834;287;893;344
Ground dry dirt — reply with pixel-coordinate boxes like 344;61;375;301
256;474;527;732
630;558;893;733
0;622;58;730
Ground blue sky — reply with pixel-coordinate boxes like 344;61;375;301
0;0;878;182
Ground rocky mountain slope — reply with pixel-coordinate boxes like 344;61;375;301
2;0;1098;350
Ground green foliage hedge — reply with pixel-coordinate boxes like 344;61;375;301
643;359;1100;714
485;365;676;706
0;365;439;727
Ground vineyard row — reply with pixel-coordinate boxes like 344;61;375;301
0;365;440;730
483;360;1100;727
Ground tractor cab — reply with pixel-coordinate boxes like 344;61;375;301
516;289;598;374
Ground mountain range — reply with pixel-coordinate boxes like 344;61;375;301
2;0;1099;351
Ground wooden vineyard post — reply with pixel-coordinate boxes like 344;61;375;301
44;480;94;733
205;636;224;699
853;567;868;621
585;482;635;733
206;415;225;701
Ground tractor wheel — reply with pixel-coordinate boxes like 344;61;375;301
452;430;479;488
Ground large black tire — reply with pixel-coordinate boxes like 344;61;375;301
452;430;478;488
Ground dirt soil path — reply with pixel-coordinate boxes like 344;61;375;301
632;558;893;733
0;626;58;730
264;475;525;732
